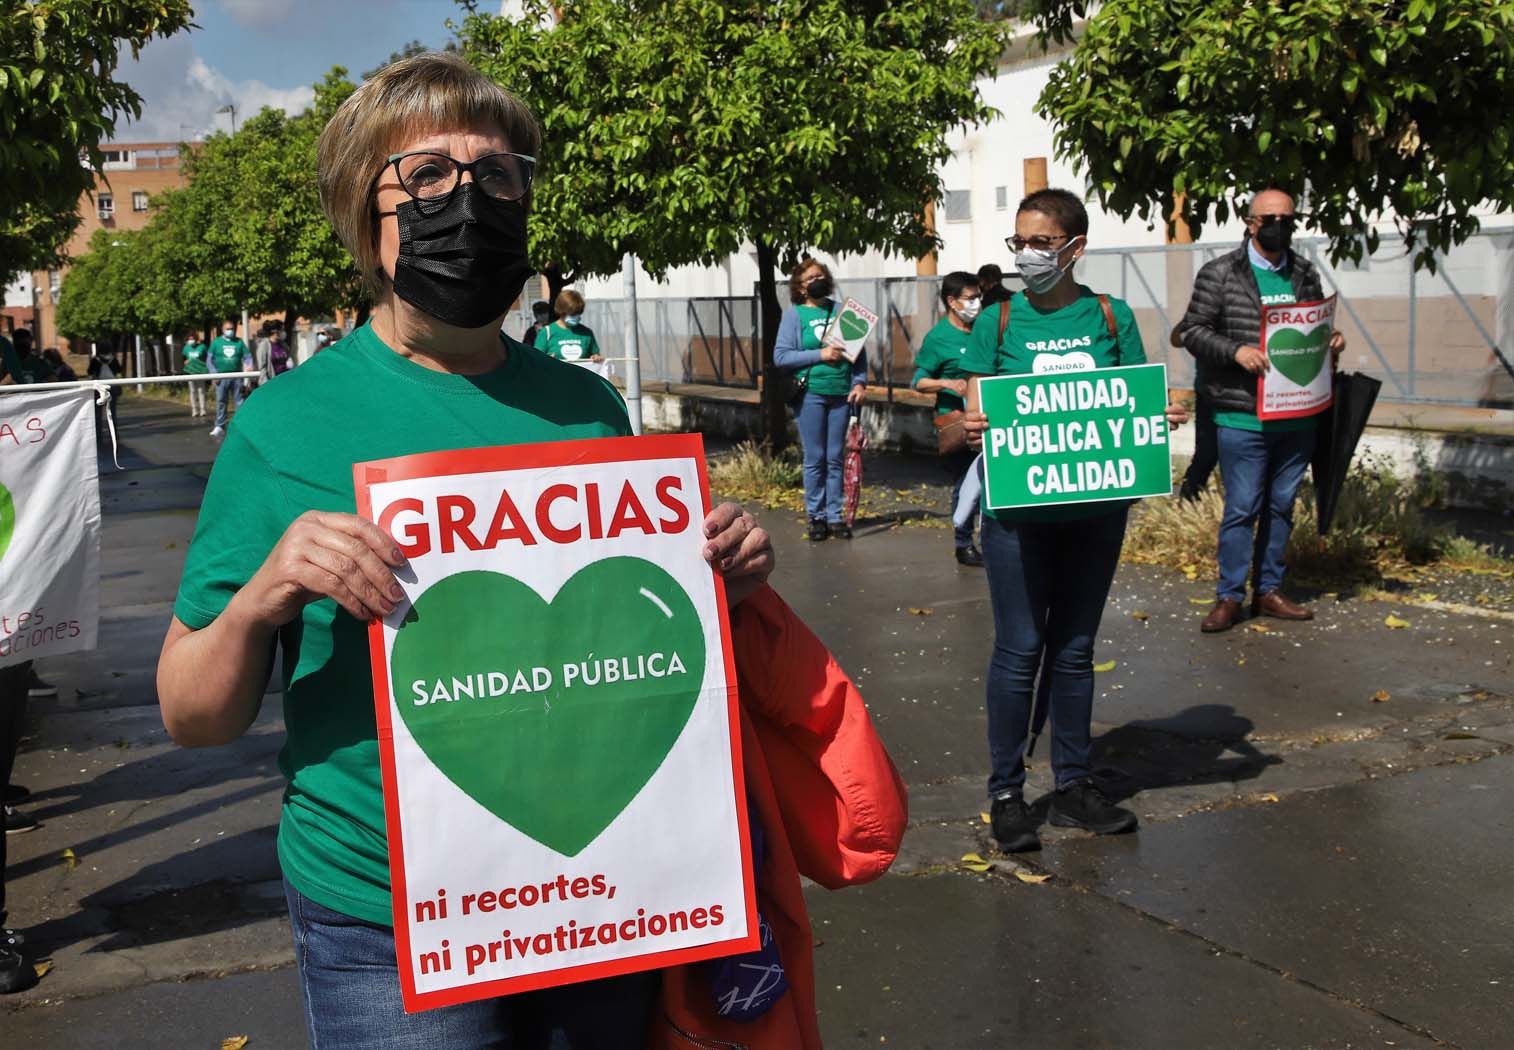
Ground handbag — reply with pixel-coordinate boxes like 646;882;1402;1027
934;410;968;456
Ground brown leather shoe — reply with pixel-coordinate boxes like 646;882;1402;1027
1201;598;1243;633
1252;590;1314;621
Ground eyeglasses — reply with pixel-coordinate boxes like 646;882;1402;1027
384;151;536;207
1248;213;1298;227
1005;234;1071;253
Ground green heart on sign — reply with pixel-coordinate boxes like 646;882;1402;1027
0;480;13;564
1268;323;1330;387
390;557;706;857
837;310;870;342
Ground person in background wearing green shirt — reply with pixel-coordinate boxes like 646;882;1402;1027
0;328;56;387
181;330;210;418
912;270;983;566
207;321;248;438
533;288;604;363
960;189;1189;854
774;258;867;540
155;53;774;1049
1178;189;1346;634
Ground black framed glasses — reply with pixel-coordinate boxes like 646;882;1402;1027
384;151;536;207
1005;234;1071;253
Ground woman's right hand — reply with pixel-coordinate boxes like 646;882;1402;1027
236;511;407;628
963;410;989;450
819;346;846;364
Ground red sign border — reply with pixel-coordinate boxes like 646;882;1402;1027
1256;294;1337;421
352;433;759;1014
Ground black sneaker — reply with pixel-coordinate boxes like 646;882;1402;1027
831;522;852;540
955;544;984;567
0;928;23;950
990;792;1041;853
0;947;37;994
3;784;29;804
807;518;828;541
1048;780;1138;835
4;807;37;835
25;670;56;698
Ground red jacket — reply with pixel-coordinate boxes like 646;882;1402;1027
652;585;909;1049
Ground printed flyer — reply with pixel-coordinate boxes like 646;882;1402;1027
0;388;101;668
354;434;758;1012
821;297;879;362
1257;294;1337;420
978;363;1174;510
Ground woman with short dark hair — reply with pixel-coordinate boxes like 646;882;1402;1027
535;288;604;363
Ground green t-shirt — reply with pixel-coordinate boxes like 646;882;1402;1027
533;322;600;363
172;321;632;926
1214;264;1317;433
209;336;247;374
962;287;1147;523
794;303;853;396
912;316;974;416
182;341;209;375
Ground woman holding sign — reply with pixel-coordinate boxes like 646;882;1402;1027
155;53;774;1048
534;288;605;364
774;259;867;541
961;189;1188;854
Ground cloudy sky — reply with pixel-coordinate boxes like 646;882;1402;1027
116;0;467;142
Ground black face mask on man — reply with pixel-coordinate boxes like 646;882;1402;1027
390;183;534;329
1253;216;1295;254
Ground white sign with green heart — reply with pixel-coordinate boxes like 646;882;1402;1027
357;435;756;1013
1258;294;1337;420
822;296;879;363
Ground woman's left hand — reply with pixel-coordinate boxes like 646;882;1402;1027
1165;401;1190;428
1329;330;1346;364
702;502;774;606
847;384;867;407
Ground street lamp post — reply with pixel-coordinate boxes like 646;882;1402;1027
216;103;238;135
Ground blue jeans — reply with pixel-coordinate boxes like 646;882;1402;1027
945;449;979;548
1215;426;1314;601
214;377;243;429
797;392;850;523
285;881;659;1049
982;508;1128;796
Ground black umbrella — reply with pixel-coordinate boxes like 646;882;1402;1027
1311;371;1383;534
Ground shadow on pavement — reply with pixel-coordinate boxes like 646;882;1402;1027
1089;703;1281;804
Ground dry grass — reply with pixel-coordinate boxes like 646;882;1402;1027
708;441;805;513
1124;451;1513;587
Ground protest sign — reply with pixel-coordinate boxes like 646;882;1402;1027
0;389;101;668
1258;295;1336;420
822;297;878;362
355;434;757;1012
979;363;1173;510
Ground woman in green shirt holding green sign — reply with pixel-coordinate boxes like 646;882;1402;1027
154;53;774;1049
960;189;1187;855
774;258;867;541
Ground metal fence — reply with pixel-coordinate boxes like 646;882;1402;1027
553;230;1514;407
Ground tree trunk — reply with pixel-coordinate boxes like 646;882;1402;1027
754;236;789;453
542;264;573;309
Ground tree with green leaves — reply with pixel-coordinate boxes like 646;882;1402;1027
459;0;1005;444
0;0;194;281
1025;0;1514;269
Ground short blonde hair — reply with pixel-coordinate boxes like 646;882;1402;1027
554;289;585;318
316;52;541;299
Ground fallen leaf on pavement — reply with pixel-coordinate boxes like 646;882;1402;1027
960;853;993;874
1093;660;1117;672
1443;731;1479;741
907;607;934;617
979;812;991;825
1188;597;1213;606
1132;610;1149;622
60;848;77;871
1236;658;1247;666
1371;690;1391;703
1257;793;1281;803
32;960;52;979
221;1037;250;1050
1244;622;1271;633
1013;870;1052;885
1384;614;1410;629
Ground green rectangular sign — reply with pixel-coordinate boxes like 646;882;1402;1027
979;363;1173;510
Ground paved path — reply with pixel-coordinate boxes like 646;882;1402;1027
4;394;1511;1048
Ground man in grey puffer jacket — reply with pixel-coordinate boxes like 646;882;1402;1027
1178;189;1345;634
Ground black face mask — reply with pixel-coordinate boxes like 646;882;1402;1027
1254;218;1294;254
391;183;534;329
806;275;833;300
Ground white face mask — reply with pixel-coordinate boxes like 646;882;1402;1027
1015;236;1084;295
222;329;234;337
565;314;583;326
956;296;982;322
